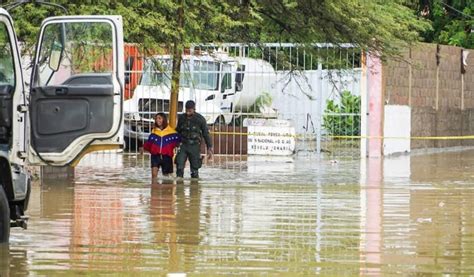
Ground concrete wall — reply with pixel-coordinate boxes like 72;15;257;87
383;43;474;150
383;105;411;155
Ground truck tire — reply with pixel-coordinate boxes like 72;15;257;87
214;115;226;126
0;186;9;243
124;137;141;152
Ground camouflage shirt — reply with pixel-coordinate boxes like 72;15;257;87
176;113;212;148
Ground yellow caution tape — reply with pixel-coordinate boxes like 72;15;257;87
330;135;474;140
209;131;474;140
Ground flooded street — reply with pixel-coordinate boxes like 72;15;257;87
2;150;474;275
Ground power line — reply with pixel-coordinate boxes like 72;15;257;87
440;2;474;19
2;0;68;14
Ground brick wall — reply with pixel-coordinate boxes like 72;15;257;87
383;43;474;150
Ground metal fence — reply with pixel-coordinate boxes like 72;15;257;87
123;43;362;157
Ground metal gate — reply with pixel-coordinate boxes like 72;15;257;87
123;43;362;157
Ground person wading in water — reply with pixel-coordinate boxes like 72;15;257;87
143;113;180;184
175;100;213;179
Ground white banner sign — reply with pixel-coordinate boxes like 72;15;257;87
247;119;296;156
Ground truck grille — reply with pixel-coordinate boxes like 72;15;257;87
138;99;184;119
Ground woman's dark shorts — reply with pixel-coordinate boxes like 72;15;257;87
151;155;173;174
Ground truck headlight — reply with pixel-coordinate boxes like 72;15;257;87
124;112;141;121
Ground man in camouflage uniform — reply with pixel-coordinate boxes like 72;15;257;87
176;100;213;178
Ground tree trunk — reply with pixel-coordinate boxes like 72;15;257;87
169;0;185;128
169;43;183;128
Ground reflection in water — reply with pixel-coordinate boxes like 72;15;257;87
175;182;201;273
0;245;28;276
150;182;178;272
149;180;201;273
70;184;141;271
3;151;474;275
407;152;474;275
360;158;383;276
0;244;9;276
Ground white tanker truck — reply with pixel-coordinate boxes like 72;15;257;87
123;52;278;149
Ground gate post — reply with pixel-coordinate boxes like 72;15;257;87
316;62;323;154
360;52;368;158
366;53;384;158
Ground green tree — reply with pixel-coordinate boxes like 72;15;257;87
413;0;473;48
4;0;245;126
240;1;429;57
3;0;430;126
0;23;14;85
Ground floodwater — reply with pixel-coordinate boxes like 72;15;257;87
2;150;474;276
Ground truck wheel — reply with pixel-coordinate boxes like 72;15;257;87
124;137;141;152
0;186;10;244
230;116;242;127
214;116;226;126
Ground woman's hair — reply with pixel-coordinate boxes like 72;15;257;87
155;112;168;129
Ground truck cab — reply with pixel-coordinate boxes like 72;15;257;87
0;8;125;243
123;53;278;149
123;54;228;148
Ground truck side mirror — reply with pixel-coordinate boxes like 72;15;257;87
235;81;243;92
125;56;134;71
235;65;245;92
235;72;242;83
124;57;134;84
48;23;66;72
48;40;63;71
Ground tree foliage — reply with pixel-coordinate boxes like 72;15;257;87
0;22;14;85
243;1;430;57
5;1;244;54
2;0;432;126
412;0;473;48
3;0;431;56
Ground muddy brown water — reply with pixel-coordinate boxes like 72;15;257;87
1;150;473;275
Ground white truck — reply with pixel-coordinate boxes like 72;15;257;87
0;9;125;243
123;52;278;148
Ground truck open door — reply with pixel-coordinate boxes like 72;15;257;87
0;7;25;244
0;8;25;164
27;16;125;166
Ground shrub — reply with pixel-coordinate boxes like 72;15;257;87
323;91;361;136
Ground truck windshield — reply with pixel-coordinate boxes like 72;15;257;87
0;22;14;87
36;21;114;86
140;58;219;91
